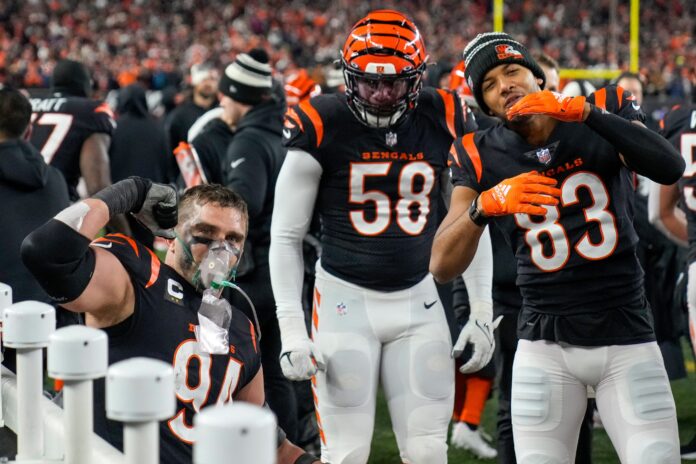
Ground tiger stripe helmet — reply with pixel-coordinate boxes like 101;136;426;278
341;10;428;128
284;69;322;106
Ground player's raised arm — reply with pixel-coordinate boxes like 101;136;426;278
507;89;685;184
21;177;177;323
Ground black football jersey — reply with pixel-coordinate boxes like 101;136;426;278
450;85;655;346
28;92;115;198
283;88;477;291
90;234;261;464
661;104;696;264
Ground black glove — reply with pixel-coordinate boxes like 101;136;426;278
94;177;178;238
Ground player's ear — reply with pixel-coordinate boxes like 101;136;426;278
168;236;177;254
536;77;544;89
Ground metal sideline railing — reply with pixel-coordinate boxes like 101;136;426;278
0;283;276;464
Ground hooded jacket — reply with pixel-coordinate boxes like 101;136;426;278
0;139;69;302
110;84;170;184
223;91;286;255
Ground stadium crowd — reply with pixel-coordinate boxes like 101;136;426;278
2;0;695;99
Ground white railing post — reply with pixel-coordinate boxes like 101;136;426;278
0;282;12;428
106;358;174;464
3;301;55;460
193;402;277;464
48;326;108;464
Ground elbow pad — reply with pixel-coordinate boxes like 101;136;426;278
21;219;96;303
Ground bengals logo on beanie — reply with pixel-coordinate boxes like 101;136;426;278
462;32;546;114
495;44;524;60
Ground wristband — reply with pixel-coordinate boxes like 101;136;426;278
468;194;489;227
93;176;152;218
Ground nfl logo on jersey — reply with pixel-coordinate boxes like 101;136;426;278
336;302;347;316
535;147;552;164
385;131;397;147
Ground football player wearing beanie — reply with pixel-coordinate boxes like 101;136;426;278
431;32;684;463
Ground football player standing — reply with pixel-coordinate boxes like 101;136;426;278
431;32;684;463
270;10;494;464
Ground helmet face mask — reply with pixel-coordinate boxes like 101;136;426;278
341;10;427;128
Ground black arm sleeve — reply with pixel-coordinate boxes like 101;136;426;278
584;106;685;185
20;220;96;303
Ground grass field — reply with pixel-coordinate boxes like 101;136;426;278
368;348;696;463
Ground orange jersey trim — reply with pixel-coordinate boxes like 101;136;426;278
299;100;324;148
144;247;161;289
249;319;258;354
109;233;140;257
461;133;483;182
449;145;461;168
94;102;115;119
594;87;607;111
436;89;457;139
285;107;304;131
616;86;624;108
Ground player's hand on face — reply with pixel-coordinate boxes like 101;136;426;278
479;171;560;217
506;90;587;122
454;315;503;374
133;182;178;239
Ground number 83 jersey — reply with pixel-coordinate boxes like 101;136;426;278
450;85;655;346
284;88;475;291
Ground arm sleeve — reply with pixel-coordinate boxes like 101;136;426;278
461;225;493;314
224;135;269;219
585;85;685;184
269;149;322;321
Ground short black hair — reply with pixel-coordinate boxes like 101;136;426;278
615;72;643;91
0;85;32;139
532;52;559;72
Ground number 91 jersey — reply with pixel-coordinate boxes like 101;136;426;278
283;88;475;291
450;85;655;346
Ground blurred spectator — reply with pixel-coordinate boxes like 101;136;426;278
533;52;561;91
323;62;345;94
164;63;219;179
284;69;321;106
615;72;645;105
109;84;170;247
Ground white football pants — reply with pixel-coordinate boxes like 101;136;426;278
512;339;679;464
687;262;696;358
311;262;454;464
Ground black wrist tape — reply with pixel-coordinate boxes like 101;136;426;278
21;219;96;303
584;106;684;185
93;176;152;217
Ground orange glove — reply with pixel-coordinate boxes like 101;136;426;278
480;171;561;216
507;90;587;122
